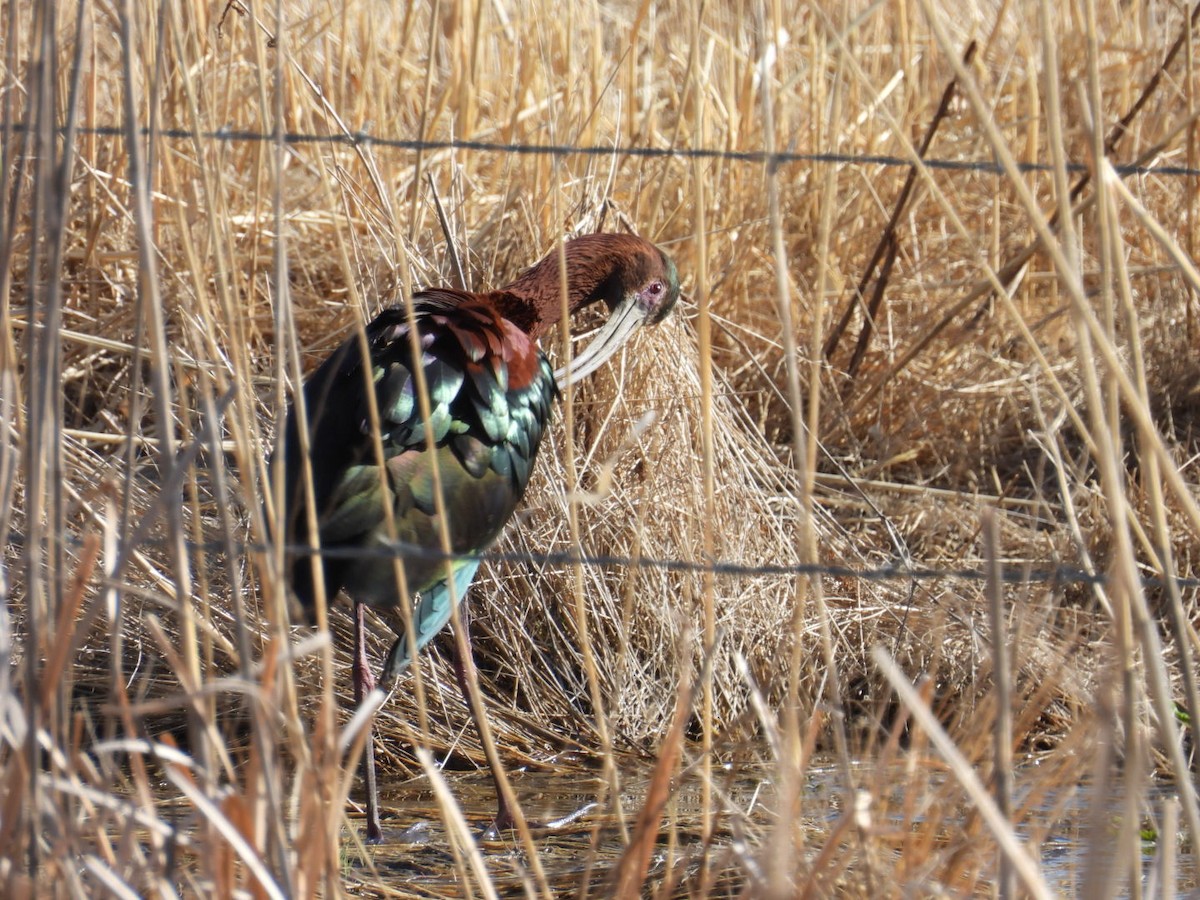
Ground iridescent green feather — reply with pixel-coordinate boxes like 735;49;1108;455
281;297;557;665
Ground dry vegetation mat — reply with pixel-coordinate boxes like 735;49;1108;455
3;0;1200;896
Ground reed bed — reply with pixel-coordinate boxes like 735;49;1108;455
3;0;1200;896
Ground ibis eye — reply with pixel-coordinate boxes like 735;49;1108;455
646;281;664;296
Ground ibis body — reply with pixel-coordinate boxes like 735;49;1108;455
278;232;680;837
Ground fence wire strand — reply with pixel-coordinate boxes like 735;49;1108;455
10;120;1200;180
7;529;1199;592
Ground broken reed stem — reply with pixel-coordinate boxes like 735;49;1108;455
608;670;692;899
690;0;717;865
759;0;811;892
416;750;500;900
824;39;977;377
983;509;1014;900
873;647;1052;900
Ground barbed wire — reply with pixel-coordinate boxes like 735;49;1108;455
7;528;1200;592
14;121;1200;181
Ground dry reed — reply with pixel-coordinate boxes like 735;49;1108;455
2;0;1200;896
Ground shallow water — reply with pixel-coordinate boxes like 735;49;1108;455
344;758;1196;895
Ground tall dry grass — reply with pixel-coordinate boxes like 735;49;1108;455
2;0;1200;896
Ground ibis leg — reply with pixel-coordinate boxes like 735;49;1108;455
450;603;516;838
353;600;384;843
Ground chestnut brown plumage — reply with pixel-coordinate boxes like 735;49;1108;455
277;233;680;840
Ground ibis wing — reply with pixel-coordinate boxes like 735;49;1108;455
280;298;555;655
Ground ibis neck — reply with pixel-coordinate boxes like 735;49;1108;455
499;235;635;339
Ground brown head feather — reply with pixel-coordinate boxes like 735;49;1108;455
495;233;679;340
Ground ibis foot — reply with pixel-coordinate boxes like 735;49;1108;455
480;807;517;842
480;799;598;841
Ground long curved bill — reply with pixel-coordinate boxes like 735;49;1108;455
553;297;652;388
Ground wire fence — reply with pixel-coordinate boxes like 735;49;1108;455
6;117;1199;598
6;529;1199;593
10;121;1200;180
